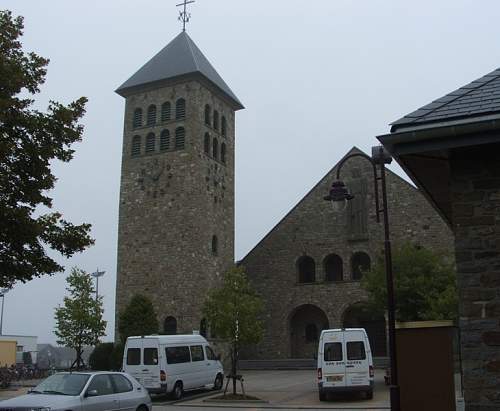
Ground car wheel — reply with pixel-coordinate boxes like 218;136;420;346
171;381;183;400
136;405;148;411
213;374;223;390
319;390;326;401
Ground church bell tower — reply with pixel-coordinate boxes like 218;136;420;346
114;22;244;336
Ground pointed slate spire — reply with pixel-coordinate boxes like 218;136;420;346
116;32;243;110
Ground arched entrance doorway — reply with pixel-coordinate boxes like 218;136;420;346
343;303;386;356
290;304;329;358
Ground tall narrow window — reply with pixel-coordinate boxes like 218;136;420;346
204;104;211;126
164;316;177;335
213;110;219;130
297;256;316;283
145;133;155;153
147;105;157;126
211;235;218;255
131;135;141;157
160;129;170;151
324;254;343;282
204;133;210;154
175;127;185;149
133;108;142;128
351;252;371;281
221;143;226;164
176;98;186;120
212;138;218;160
161;102;171;122
221;116;227;137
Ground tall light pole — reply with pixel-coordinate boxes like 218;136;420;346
0;288;10;335
324;146;400;411
91;269;105;301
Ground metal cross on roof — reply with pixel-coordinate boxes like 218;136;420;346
176;0;195;32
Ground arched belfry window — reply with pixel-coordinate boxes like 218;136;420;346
324;254;343;282
211;235;218;255
131;135;141;157
204;104;211;126
212;138;218;160
133;108;142;128
175;127;185;149
221;116;227;137
145;132;155;153
213;110;219;130
176;98;186;120
164;316;177;335
200;318;207;338
160;129;170;151
297;256;316;283
352;252;371;281
305;323;319;342
204;133;210;154
147;105;157;126
161;102;171;122
221;143;226;164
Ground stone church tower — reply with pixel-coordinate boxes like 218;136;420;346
115;31;243;338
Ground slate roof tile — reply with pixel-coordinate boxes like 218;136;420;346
391;68;500;131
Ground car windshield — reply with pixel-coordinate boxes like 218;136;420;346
33;373;90;396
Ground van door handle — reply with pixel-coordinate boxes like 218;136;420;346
346;365;354;368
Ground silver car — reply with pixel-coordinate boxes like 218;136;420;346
0;371;152;411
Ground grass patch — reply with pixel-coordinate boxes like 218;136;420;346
211;393;262;401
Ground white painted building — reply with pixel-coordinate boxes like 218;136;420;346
0;335;38;364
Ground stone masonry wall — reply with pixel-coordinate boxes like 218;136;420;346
450;143;500;411
115;79;235;339
241;148;455;359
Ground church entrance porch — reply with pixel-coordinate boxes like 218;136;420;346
289;304;329;359
343;302;387;357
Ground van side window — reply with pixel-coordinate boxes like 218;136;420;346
324;342;342;362
126;348;141;365
190;345;205;362
144;348;158;365
205;346;216;360
347;341;366;360
166;346;191;364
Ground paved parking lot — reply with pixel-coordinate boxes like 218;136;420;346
154;369;390;410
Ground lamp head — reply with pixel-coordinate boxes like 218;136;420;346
323;180;354;212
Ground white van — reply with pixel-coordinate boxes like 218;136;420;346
317;328;374;401
123;334;224;399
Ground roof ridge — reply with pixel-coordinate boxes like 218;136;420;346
184;33;200;72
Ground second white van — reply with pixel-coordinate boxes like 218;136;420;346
317;328;374;401
123;334;224;399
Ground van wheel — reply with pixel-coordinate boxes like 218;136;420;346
170;382;183;400
365;389;373;400
213;374;223;390
319;391;327;401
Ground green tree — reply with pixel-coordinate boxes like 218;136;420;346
362;243;458;322
203;266;264;395
0;10;92;288
89;342;114;371
118;294;159;344
54;268;106;369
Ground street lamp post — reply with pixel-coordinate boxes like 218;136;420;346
91;269;105;301
324;146;400;411
0;288;10;336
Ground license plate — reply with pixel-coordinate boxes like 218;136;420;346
326;375;343;382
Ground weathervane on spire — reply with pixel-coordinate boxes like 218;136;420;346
176;0;195;32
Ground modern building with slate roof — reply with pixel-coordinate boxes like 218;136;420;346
379;67;500;410
115;30;243;340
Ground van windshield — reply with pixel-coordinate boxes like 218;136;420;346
324;342;342;361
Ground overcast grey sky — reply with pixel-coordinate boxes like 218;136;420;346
3;0;500;344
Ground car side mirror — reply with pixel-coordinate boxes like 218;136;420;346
85;389;98;397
